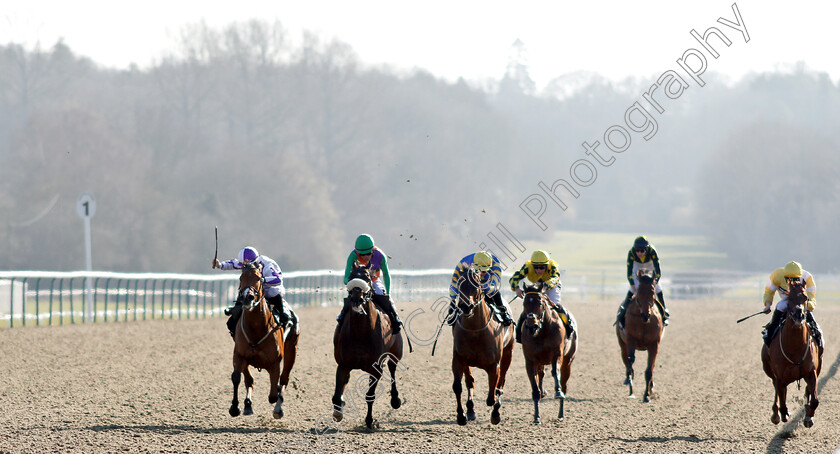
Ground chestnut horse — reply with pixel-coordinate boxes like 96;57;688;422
332;262;403;429
520;282;577;423
451;271;514;425
616;269;664;402
230;263;299;418
761;279;822;427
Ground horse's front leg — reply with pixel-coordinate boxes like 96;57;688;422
625;339;637;398
524;358;542;424
242;367;254;415
643;343;659;403
452;358;467;425
464;366;476;421
778;380;790;423
487;364;502;425
269;362;283;419
803;371;819;428
332;366;350;422
229;356;246;417
771;379;781;425
364;373;379;430
387;357;401;410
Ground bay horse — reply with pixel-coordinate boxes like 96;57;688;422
615;269;664;402
332;262;403;429
451;270;514;425
229;263;299;418
520;282;577;423
761;279;822;427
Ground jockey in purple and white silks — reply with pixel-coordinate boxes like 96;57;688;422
213;246;298;338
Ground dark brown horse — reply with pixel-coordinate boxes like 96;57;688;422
332;262;403;429
230;263;299;418
451;271;514;425
616;269;664;402
761;279;822;427
520;282;577;423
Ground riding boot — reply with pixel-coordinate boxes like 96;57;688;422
515;311;526;343
616;291;632;329
763;309;784;346
806;311;824;356
555;305;575;339
493;296;514;326
226;304;243;338
656;291;670;326
374;294;403;333
266;294;291;327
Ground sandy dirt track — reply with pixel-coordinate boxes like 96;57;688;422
1;297;839;453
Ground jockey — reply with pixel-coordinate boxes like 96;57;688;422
446;251;514;326
337;234;403;332
762;261;823;353
213;246;298;338
616;236;670;328
510;250;576;342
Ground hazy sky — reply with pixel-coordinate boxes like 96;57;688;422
3;1;838;89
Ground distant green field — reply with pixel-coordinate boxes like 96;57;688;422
521;231;728;270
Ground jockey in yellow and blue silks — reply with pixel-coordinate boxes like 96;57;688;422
336;234;403;332
446;251;514;326
761;261;823;353
509;250;576;342
213;246;298;338
616;236;670;328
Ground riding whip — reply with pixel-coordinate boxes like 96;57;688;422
736;311;765;323
213;226;219;265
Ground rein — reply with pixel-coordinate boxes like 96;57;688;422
239;297;280;352
627;296;654;318
778;313;813;366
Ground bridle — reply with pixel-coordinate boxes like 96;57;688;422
237;263;280;351
778;285;813;366
523;290;548;333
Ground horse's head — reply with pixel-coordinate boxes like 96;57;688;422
786;279;808;328
633;270;657;323
346;261;374;315
456;269;485;317
522;282;548;337
237;262;264;309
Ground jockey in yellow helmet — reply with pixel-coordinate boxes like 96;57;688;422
509;250;576;342
446;251;514;326
761;261;823;354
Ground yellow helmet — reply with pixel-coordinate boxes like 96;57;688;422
783;261;803;278
473;251;493;272
530;250;550;265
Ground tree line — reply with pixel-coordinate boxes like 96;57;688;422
1;21;838;273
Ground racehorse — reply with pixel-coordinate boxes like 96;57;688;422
520;282;577;423
332;262;403;429
230;263;299;418
615;269;664;402
451;269;514;425
761;279;822;427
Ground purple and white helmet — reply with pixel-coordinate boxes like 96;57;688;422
238;247;260;264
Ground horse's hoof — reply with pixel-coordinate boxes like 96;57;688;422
540;390;546;398
333;409;344;422
628;394;636;399
466;410;476;421
229;406;241;417
391;395;401;409
803;418;814;428
555;391;565;400
781;413;789;423
486;397;495;407
771;414;780;425
533;417;541;425
490;409;501;425
643;395;650;403
623;378;631;385
457;414;467;426
243;406;253;416
273;411;282;419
